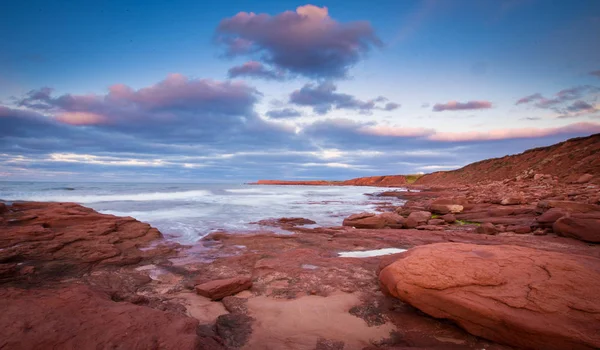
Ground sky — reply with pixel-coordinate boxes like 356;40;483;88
1;0;600;182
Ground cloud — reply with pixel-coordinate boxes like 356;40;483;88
4;76;600;181
566;100;595;112
516;85;599;109
432;100;492;112
590;70;600;78
515;93;543;105
227;61;285;80
16;74;260;126
215;5;382;79
266;108;302;119
516;85;600;119
428;122;600;141
383;102;401;111
289;81;398;114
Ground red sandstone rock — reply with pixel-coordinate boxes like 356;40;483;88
576;174;593;184
441;213;456;223
414;133;600;185
255;217;316;228
195;276;253;301
0;284;222;350
553;217;600;243
407;211;432;224
537;208;568;226
500;196;523;205
475;222;498;235
429;203;464;214
0;203;7;214
538;200;600;213
427;219;446;226
342;212;404;229
0;202;173;283
379;243;600;350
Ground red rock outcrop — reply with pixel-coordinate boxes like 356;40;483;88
0;202;175;283
195;276;253;301
342;212;405;229
415;133;600;185
0;284;222;350
379;243;600;350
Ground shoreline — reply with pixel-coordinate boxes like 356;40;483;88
1;134;599;349
2;174;599;349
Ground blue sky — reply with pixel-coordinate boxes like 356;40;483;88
1;0;599;181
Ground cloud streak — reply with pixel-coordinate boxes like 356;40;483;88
432;100;492;112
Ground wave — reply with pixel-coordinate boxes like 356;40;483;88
4;190;212;204
224;188;268;193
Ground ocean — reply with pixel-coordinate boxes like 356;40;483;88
0;182;405;244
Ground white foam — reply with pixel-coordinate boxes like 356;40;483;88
224;188;268;193
338;248;407;258
5;190;212;204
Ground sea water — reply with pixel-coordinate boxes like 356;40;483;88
0;182;405;244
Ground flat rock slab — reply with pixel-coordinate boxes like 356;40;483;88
195;276;252;300
0;284;222;350
379;243;600;350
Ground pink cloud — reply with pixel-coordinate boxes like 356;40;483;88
55;112;108;126
216;5;381;78
428;122;600;141
359;125;434;137
432;100;492;111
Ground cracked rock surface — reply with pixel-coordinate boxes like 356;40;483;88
379;243;600;350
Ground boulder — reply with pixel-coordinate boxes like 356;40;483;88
500;196;523;206
379;243;600;350
475;222;497;235
576;174;593;184
342;212;404;229
407;211;432;224
537;208;568;227
404;217;419;229
427;219;446;226
429;204;464;215
441;213;456;223
195;276;253;301
342;213;381;229
553;217;600;243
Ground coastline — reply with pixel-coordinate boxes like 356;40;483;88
1;134;600;349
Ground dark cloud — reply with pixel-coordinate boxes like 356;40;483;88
566;100;594;112
516;85;599;119
516;86;599;109
215;5;382;79
432;100;492;112
383;102;401;111
266;108;302;119
289;81;399;115
227;61;286;81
